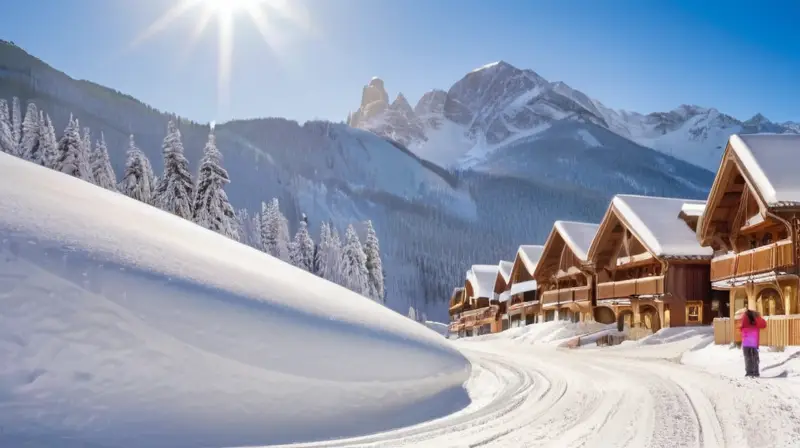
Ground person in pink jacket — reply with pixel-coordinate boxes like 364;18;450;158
739;309;767;377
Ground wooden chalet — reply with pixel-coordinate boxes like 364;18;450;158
698;134;800;319
586;194;713;330
461;265;500;336
533;221;600;323
492;260;514;332
505;245;545;327
447;287;466;337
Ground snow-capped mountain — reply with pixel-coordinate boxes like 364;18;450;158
350;60;799;172
0;41;714;320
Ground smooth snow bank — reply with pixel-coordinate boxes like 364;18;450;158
0;154;470;448
466;321;609;345
424;321;449;336
684;342;800;379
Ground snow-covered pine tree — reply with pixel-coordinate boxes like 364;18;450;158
262;198;291;261
328;226;345;285
259;201;272;253
119;135;152;203
0;99;13;154
142;155;157;204
11;97;22;155
314;221;331;278
289;217;315;271
24;110;46;165
408;306;417;320
341;224;370;295
54;115;92;180
20;102;40;161
79;126;94;182
363;220;385;303
235;208;262;249
155;120;194;219
91;132;118;191
192;131;238;239
43;114;58;168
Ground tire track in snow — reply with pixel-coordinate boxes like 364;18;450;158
261;339;800;448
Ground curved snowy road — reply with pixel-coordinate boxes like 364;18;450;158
272;338;800;448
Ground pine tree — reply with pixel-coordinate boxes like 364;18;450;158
24;111;47;165
119;135;152;203
289;216;315;271
0;99;13;154
142;155;157;204
341;224;370;295
79;127;94;182
43;114;58;168
155;120;194;219
328;227;344;285
259;201;271;253
314;222;331;278
262;198;291;261
193;131;238;239
20;102;40;161
54;115;92;180
91;132;118;191
235;208;262;248
408;306;417;320
363;220;385;303
11;97;22;155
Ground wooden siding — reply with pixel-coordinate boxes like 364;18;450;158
710;239;794;282
714;315;800;346
596;276;665;300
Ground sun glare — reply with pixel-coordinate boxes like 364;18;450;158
131;0;313;117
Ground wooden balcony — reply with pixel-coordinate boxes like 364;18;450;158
540;286;591;303
462;305;499;327
596;276;665;300
541;290;559;305
710;239;794;282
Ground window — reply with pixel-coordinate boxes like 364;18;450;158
686;301;703;324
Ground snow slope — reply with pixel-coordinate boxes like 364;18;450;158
0;153;470;448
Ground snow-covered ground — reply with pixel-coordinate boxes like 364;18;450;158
277;322;800;447
0;153;470;448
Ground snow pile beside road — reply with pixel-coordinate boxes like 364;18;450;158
466;321;610;345
0;153;470;448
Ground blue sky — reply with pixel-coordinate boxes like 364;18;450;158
2;0;799;124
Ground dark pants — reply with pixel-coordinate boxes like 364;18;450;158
743;346;760;376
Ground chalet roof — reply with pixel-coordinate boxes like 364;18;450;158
680;202;706;218
554;221;599;261
728;134;800;207
498;260;513;282
518;245;545;273
609;194;713;258
467;265;499;299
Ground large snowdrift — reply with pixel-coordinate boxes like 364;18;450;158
0;153;470;448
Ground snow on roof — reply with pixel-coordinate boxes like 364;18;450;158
554;221;599;261
467;265;499;298
510;280;537;296
498;260;514;282
729;134;800;206
612;195;713;258
518;245;545;274
680;202;706;217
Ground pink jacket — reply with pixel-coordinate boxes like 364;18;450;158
739;313;767;348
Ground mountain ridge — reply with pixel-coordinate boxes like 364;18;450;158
348;59;798;172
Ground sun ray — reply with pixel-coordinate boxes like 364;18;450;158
172;6;215;70
129;0;319;119
130;0;202;49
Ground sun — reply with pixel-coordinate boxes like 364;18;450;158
130;0;312;117
202;0;262;16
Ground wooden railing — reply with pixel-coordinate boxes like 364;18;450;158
541;286;591;304
541;290;558;305
462;305;499;328
596;276;665;300
713;314;800;346
710;239;794;282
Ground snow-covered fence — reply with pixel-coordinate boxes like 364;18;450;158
714;315;800;347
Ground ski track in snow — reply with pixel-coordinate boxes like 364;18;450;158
270;339;800;448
